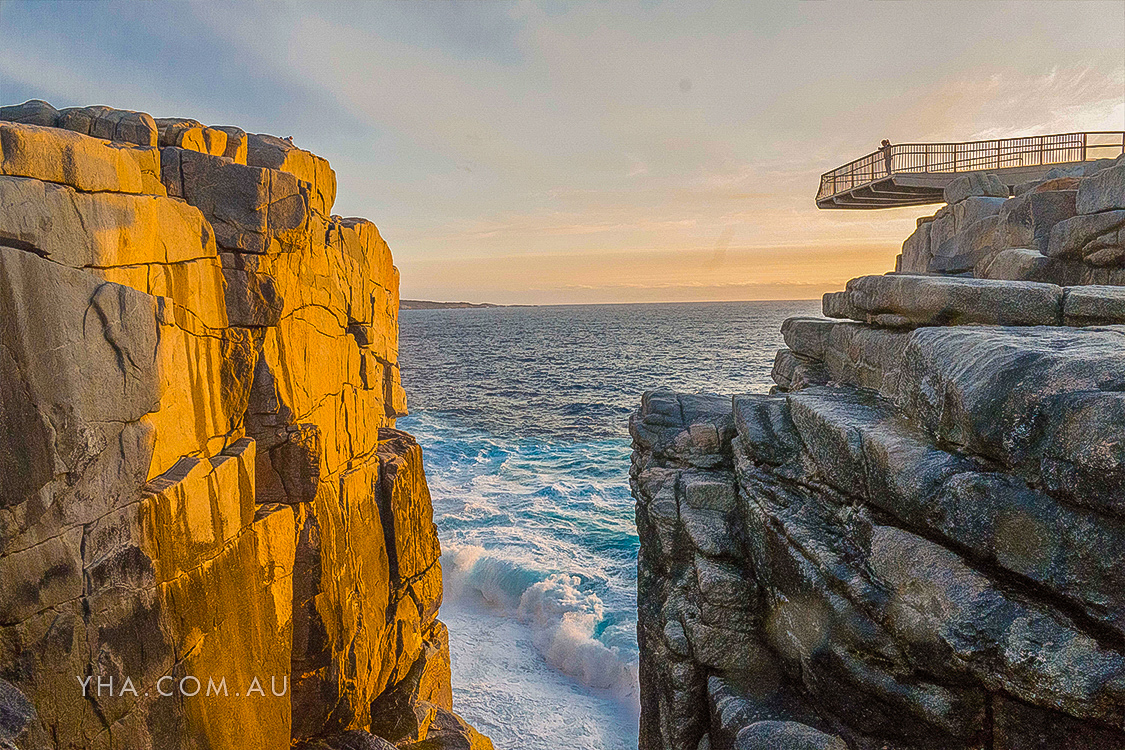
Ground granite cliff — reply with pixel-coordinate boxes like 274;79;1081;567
0;100;490;750
632;158;1125;749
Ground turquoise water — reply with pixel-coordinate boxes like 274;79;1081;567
397;301;819;749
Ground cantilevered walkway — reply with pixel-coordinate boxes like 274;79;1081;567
816;131;1125;209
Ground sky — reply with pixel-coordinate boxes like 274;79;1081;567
1;1;1123;304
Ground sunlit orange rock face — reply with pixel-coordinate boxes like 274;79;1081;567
0;101;488;750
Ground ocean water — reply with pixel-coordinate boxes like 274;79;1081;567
396;300;820;749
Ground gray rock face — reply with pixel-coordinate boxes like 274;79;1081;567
57;105;159;147
826;274;1064;327
977;247;1065;283
897;157;1125;277
0;99;59;127
1078;159;1125;214
943;172;1008;204
1064;284;1125;325
736;722;847;750
633;156;1125;749
160;145;310;254
0;678;34;747
630;387;736;470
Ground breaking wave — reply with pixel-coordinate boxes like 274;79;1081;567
444;544;639;700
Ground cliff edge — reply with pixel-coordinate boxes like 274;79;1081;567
0;100;490;750
632;159;1125;749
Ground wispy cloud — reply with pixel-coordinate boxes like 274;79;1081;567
1;0;1121;302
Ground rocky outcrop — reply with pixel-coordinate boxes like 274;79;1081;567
634;163;1125;749
0;102;488;750
899;155;1125;284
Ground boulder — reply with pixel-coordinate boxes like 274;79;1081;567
155;117;229;156
1047;210;1125;260
160;146;310;254
943;172;1007;204
991;189;1077;255
247;133;337;215
1077;159;1125;214
735;721;847;750
0;121;158;194
57;105;159;147
931;214;998;273
1063;285;1125;326
213;125;249;163
630;388;735;469
780;317;836;360
976;247;1066;283
0;99;59;127
834;274;1063;327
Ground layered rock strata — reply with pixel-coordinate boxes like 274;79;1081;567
0;101;487;750
633;159;1125;750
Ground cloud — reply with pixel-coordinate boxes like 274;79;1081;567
1;0;1121;303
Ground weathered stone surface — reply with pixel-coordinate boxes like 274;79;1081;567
814;323;1125;512
1064;284;1125;325
732;394;801;466
631;388;736;470
0;99;59;127
899;219;932;273
156;117;229;156
1077;158;1125;214
396;707;495;750
735;722;847;750
991;189;1077;256
770;348;828;391
0;678;34;747
160;146;310;254
0;122;159;194
0;174;214;268
377;429;441;581
830;274;1063;327
58;105;159;147
1047;209;1125;263
296;731;397;750
943;171;1007;204
0;103;486;749
0;246;160;503
779;317;835;360
976;247;1066;283
247;133;337;215
636;199;1125;750
214;125;249;163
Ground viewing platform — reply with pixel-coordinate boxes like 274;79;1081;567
816;131;1125;209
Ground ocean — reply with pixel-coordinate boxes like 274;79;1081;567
396;300;821;749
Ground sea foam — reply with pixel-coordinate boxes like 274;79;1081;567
444;544;639;702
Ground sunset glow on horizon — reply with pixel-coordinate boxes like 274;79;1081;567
3;0;1121;304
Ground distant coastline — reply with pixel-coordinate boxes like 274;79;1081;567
400;300;531;309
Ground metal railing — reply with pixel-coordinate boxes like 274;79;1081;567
817;131;1125;202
